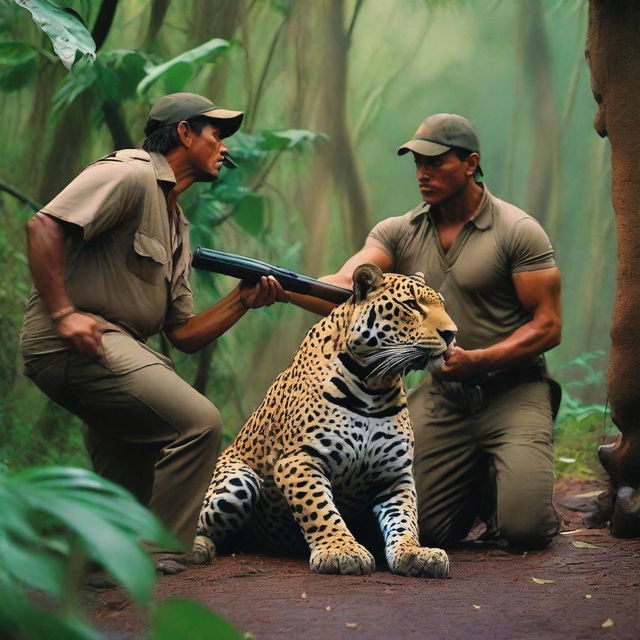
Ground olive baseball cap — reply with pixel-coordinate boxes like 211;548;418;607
144;92;244;139
397;113;482;174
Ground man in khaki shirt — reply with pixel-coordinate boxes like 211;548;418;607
21;93;286;569
298;114;562;550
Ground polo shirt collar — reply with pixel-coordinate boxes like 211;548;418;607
149;151;177;185
409;183;493;230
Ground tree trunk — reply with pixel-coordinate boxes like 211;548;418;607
586;0;640;537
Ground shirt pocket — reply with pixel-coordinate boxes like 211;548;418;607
126;230;169;286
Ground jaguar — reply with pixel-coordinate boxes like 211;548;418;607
192;264;457;577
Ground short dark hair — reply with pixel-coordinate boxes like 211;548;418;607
142;115;214;154
450;146;472;162
450;146;481;177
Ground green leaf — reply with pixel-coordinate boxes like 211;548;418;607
0;585;103;640
0;41;38;90
151;597;243;640
260;128;327;151
50;57;97;112
138;38;231;95
14;0;96;69
234;194;264;237
8;467;181;606
0;41;37;65
100;50;150;101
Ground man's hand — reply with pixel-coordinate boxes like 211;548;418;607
54;312;106;357
434;346;488;381
239;275;287;309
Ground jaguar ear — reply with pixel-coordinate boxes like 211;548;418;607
353;264;384;302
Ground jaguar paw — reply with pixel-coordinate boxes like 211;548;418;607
191;535;217;565
310;542;375;575
390;545;449;578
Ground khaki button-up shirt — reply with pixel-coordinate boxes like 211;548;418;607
20;150;194;357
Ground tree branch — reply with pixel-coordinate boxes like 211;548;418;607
91;0;119;51
347;0;366;43
0;180;42;211
103;101;135;149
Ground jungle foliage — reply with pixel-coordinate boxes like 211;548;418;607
0;464;243;639
0;0;615;479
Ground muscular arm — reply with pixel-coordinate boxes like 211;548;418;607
167;276;286;353
26;213;106;356
438;267;562;380
288;246;394;315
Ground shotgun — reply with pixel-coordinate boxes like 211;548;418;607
192;247;353;304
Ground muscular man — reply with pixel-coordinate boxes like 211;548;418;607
301;113;562;550
20;92;286;558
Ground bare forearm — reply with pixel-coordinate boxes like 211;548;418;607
26;213;74;313
479;316;561;371
287;274;353;316
167;286;247;353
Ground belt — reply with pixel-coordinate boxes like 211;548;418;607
470;365;546;399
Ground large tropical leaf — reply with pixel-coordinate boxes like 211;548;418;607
151;597;243;640
233;194;265;237
0;41;38;90
137;38;231;95
3;466;181;606
14;0;95;69
260;128;327;151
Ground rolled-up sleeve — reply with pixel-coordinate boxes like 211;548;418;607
40;161;140;240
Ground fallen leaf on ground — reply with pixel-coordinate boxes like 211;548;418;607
345;622;359;629
572;540;603;549
601;618;614;628
472;604;481;610
573;490;605;498
531;577;554;584
560;529;584;535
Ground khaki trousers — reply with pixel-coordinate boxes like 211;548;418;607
24;332;221;548
410;372;560;550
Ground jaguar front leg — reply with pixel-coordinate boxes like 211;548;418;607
273;453;375;575
192;449;262;564
373;470;449;578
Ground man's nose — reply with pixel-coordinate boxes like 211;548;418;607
417;164;431;180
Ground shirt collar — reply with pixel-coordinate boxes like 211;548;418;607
409;183;493;230
149;151;177;185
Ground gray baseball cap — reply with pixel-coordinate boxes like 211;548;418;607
144;92;244;139
397;113;482;174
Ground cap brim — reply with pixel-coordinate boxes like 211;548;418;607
201;108;244;138
397;139;451;157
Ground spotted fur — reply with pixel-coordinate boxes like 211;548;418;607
193;264;457;577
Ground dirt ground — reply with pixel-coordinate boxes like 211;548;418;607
88;478;640;640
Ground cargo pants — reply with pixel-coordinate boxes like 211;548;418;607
24;331;221;548
410;368;561;550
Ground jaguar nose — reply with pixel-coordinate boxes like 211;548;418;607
437;329;456;346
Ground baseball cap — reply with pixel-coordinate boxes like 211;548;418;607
397;113;483;175
144;92;244;139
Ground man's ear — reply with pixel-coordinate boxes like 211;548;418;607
466;152;480;176
177;121;192;147
353;264;384;302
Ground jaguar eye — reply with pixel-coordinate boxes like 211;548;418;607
404;299;422;312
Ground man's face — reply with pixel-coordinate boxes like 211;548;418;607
413;150;471;205
186;123;228;182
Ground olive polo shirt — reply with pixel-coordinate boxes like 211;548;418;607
20;150;194;357
365;185;556;351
